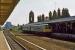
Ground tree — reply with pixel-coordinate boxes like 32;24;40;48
62;8;65;17
41;14;44;21
53;10;57;19
17;24;20;27
37;16;40;22
64;8;70;17
29;11;34;23
49;11;52;20
17;24;20;30
37;15;41;22
57;8;61;17
22;24;24;26
39;15;42;22
62;8;70;17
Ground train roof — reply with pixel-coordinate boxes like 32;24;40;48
25;16;75;26
45;16;75;23
25;23;48;26
34;16;75;24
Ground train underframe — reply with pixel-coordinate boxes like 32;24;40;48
22;30;75;42
22;30;52;37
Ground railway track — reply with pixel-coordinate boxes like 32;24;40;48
10;32;46;50
3;30;27;50
4;30;43;50
10;36;27;50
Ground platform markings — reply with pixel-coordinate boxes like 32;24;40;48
17;36;46;50
2;31;11;50
10;32;46;50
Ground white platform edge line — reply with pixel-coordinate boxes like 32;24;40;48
10;32;46;50
18;36;46;50
10;32;28;50
2;31;11;50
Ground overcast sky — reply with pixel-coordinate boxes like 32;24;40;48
5;0;75;26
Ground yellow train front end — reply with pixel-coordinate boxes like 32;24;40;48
43;29;52;32
43;25;52;33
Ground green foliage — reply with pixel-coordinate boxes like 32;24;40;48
36;8;70;22
37;15;42;22
11;25;22;33
41;14;44;21
49;11;52;20
53;10;57;19
37;16;40;22
62;8;70;17
29;11;34;23
57;8;61;17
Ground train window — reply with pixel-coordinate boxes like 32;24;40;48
45;25;50;29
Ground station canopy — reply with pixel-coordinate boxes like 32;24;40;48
0;0;20;25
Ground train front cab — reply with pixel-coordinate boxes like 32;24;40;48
43;24;52;33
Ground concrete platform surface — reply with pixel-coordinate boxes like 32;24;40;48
0;31;11;50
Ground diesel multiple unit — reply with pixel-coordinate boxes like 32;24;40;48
22;16;75;42
22;23;52;33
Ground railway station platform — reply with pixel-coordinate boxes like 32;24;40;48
0;31;11;50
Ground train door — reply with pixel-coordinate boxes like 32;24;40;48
51;23;66;33
49;23;56;33
58;23;66;33
65;22;72;34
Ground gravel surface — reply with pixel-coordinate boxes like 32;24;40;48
4;30;25;50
